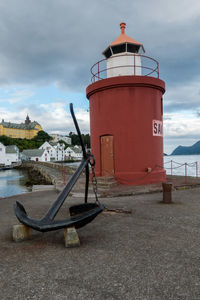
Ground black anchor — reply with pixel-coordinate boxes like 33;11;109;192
14;103;104;232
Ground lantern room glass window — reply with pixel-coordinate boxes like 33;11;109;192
104;48;112;59
127;43;140;53
111;43;126;54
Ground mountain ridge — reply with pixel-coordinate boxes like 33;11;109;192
171;141;200;155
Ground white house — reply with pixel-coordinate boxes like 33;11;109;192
0;142;7;166
65;146;83;160
22;149;50;162
6;145;20;165
0;142;20;166
39;141;56;160
39;141;65;161
52;142;65;161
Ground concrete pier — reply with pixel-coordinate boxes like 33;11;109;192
21;161;200;197
1;188;200;298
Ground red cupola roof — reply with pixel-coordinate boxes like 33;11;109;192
110;23;143;48
103;22;145;58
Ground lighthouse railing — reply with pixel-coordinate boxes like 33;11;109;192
90;54;159;83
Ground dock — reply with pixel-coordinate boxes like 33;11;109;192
1;186;200;299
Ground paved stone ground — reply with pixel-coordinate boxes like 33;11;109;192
1;187;200;299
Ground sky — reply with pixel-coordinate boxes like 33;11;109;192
0;0;200;154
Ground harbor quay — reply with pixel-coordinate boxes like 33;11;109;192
1;186;200;299
19;161;200;197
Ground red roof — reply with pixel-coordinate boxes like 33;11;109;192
110;23;145;52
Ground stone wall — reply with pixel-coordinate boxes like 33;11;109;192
35;161;73;173
21;161;73;186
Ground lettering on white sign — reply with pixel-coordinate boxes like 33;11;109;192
153;120;163;136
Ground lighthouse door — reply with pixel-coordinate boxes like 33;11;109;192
100;135;114;176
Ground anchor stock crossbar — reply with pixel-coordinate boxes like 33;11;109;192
14;103;104;232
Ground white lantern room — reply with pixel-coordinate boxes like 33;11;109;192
102;22;145;78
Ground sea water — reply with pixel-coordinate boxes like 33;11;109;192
164;155;200;177
0;169;30;198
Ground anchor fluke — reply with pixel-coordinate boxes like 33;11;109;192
14;200;104;232
15;201;27;217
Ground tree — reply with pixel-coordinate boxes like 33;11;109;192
82;134;90;148
32;131;52;143
69;132;90;148
0;130;53;151
0;135;13;146
69;132;80;145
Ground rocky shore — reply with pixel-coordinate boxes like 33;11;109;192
25;167;52;186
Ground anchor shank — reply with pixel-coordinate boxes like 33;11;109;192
44;156;90;220
70;103;87;159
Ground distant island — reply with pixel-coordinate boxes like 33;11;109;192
171;141;200;155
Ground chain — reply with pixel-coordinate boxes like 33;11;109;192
89;154;100;204
91;165;99;204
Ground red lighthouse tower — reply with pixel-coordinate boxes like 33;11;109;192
86;23;166;185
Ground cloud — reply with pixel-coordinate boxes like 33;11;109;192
163;110;200;154
164;112;200;138
0;99;90;135
0;88;35;104
30;101;90;134
0;0;199;91
0;0;200;155
164;77;200;113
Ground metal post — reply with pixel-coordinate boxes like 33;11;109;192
162;182;173;204
171;160;173;176
62;165;66;185
98;62;99;81
134;54;136;75
196;161;198;178
185;163;187;183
